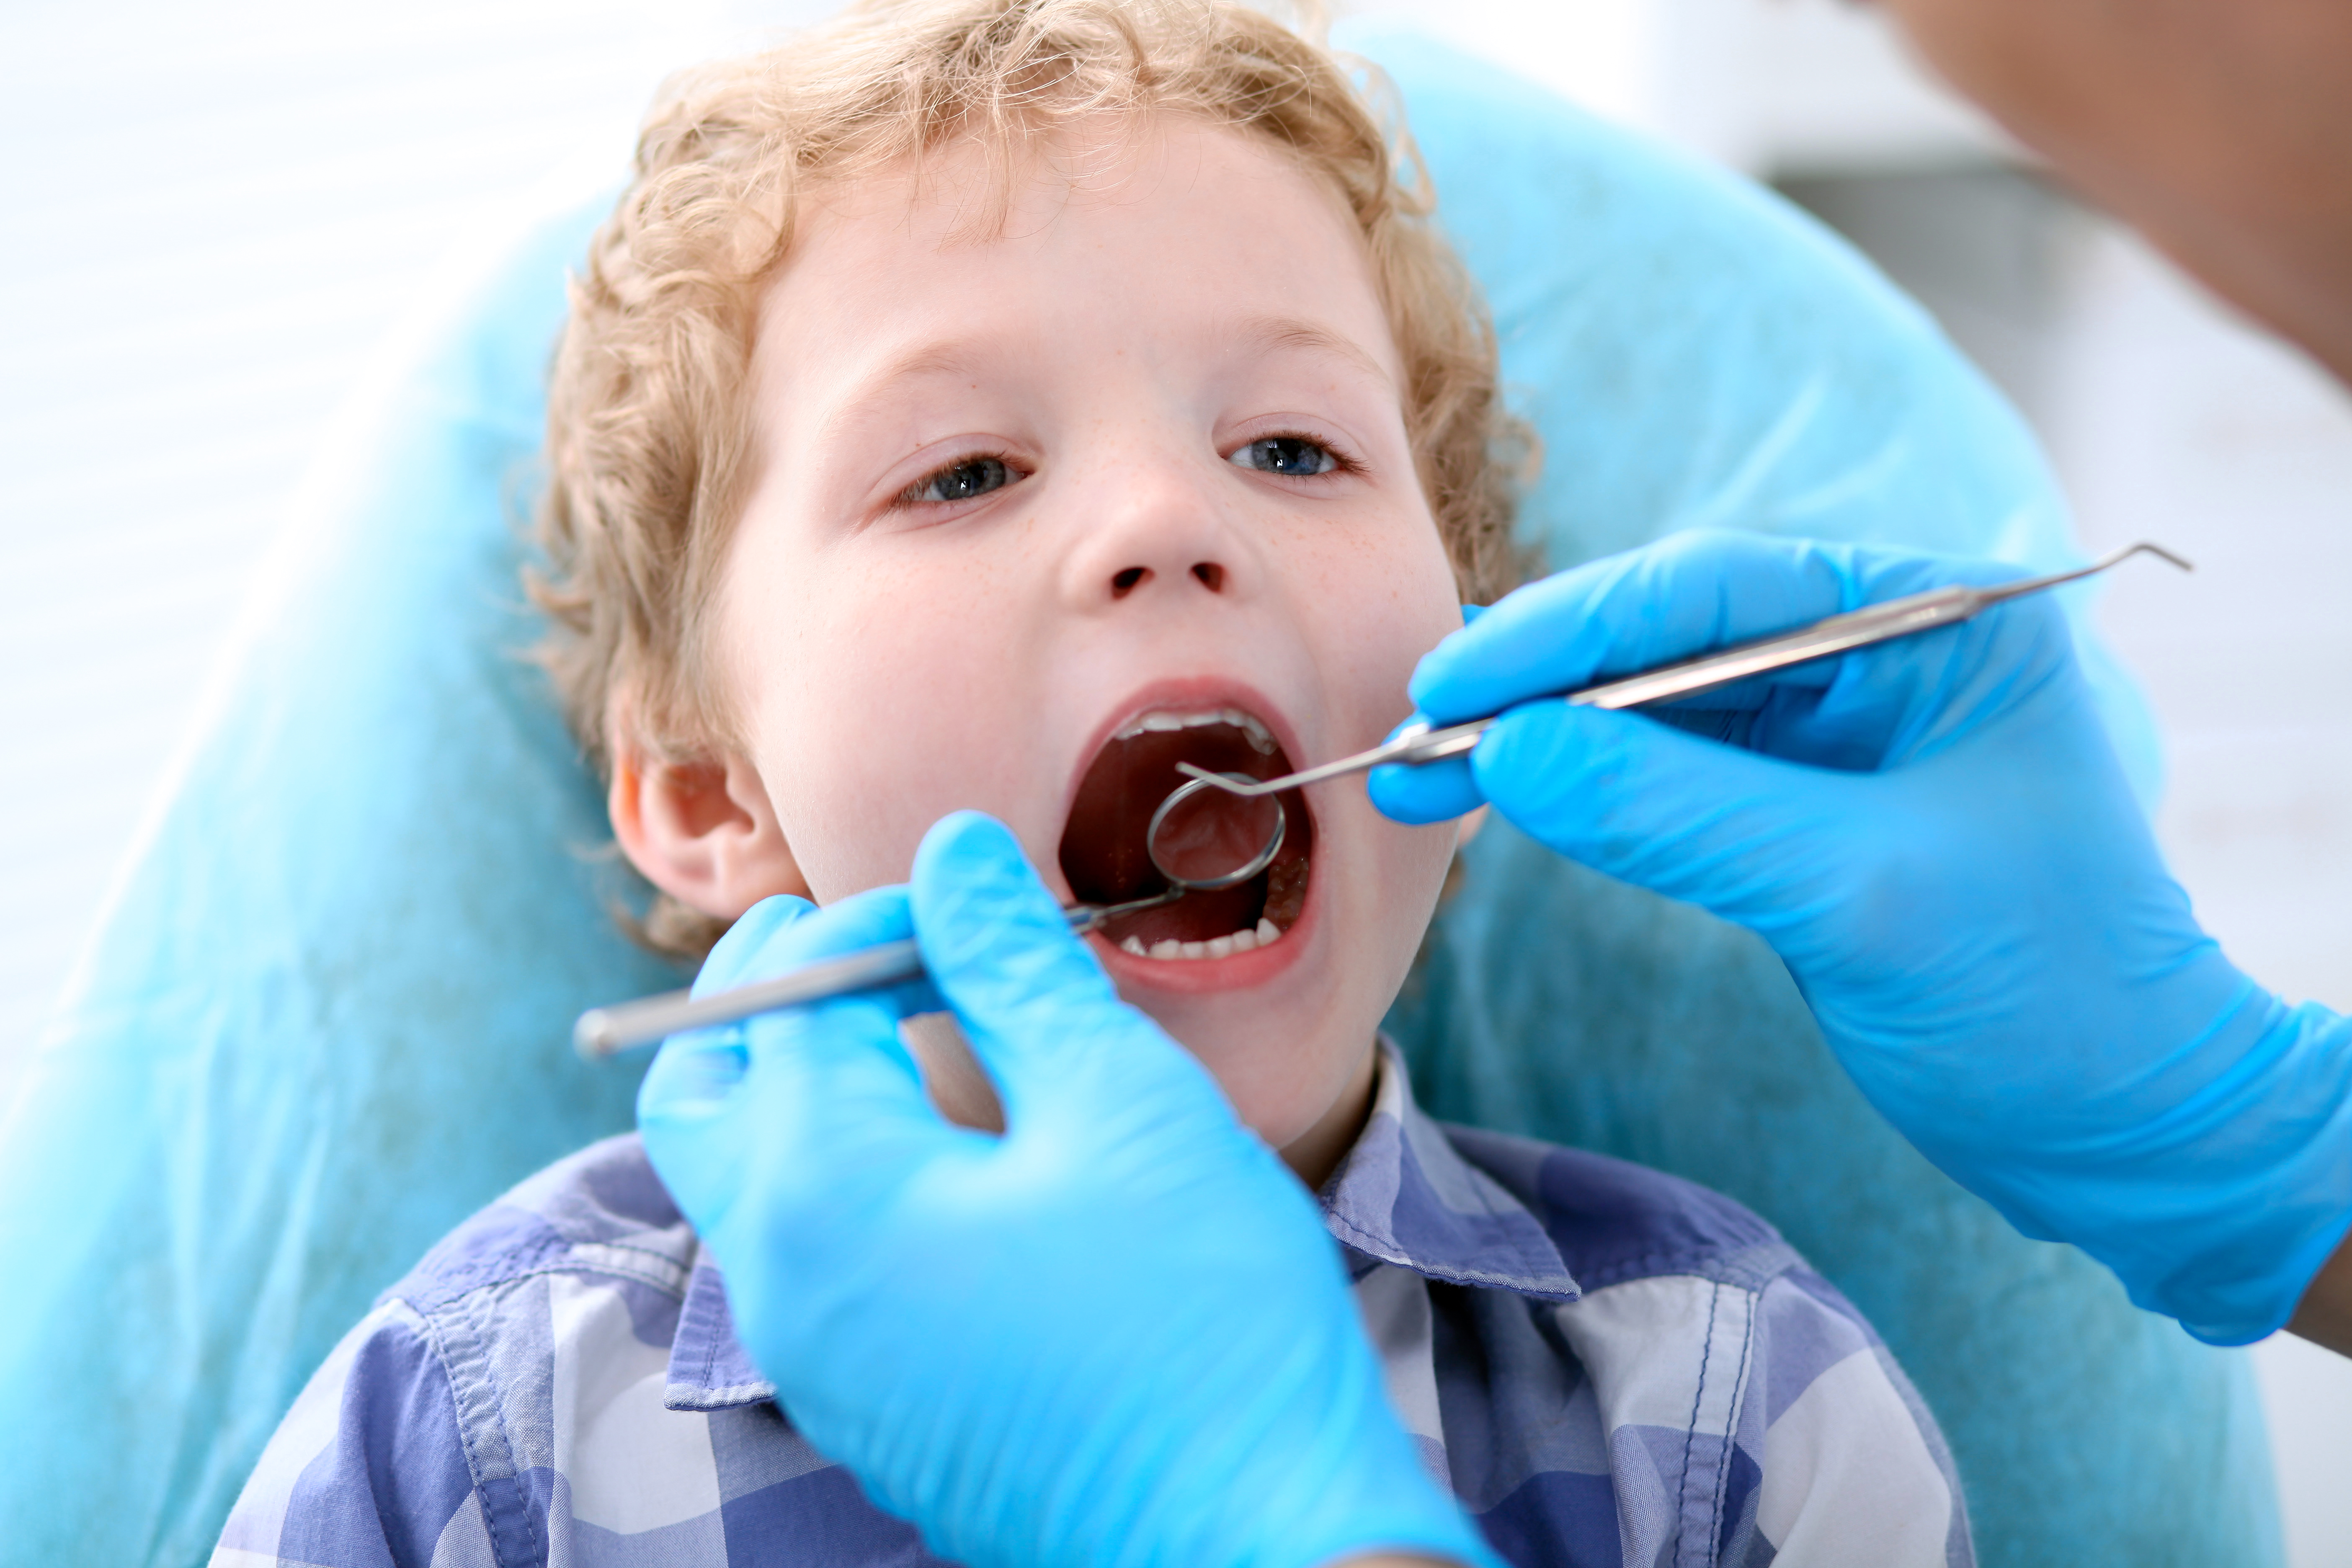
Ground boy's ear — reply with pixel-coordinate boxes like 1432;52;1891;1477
609;734;811;918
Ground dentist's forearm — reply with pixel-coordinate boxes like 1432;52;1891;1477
2277;1006;2352;1363
2290;1234;2352;1357
2099;992;2352;1346
2277;1002;2352;1357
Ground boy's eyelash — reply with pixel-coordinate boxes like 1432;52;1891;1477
1238;430;1364;475
885;429;1361;513
888;449;1026;510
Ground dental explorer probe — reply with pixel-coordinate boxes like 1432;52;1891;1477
573;892;1176;1058
1176;541;2192;801
573;777;1287;1059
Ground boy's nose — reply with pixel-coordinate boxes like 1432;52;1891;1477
1109;560;1225;599
1061;461;1253;612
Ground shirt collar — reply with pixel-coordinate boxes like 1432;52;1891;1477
1319;1039;1578;1302
666;1243;775;1412
665;1038;1576;1412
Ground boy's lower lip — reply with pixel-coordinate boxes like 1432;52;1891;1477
1090;851;1318;994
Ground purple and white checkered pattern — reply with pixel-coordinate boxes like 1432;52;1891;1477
215;1043;1970;1566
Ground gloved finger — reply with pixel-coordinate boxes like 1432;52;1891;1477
730;885;942;1136
639;887;922;1132
645;999;963;1297
1470;699;1859;932
646;890;964;1239
727;987;970;1211
910;811;1201;1128
644;888;933;1140
1411;531;1862;725
694;893;818;995
635;1020;753;1124
727;883;946;1055
1368;753;1483;823
1365;713;1484;824
635;895;822;1128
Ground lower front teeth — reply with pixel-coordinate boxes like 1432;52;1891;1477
1119;916;1283;961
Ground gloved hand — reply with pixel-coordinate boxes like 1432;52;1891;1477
637;811;1498;1568
1372;530;2352;1344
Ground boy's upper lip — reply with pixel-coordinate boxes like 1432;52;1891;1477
1062;674;1312;831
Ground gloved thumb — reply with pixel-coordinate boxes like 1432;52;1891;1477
1367;714;1485;825
1471;699;1860;936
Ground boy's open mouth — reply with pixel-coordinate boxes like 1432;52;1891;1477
1058;707;1313;958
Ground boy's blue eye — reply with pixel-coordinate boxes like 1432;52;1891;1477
904;455;1014;504
1230;436;1338;477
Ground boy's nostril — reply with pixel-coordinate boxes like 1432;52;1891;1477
1191;562;1225;592
1111;566;1148;598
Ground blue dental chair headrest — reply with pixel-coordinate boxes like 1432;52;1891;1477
0;30;2277;1565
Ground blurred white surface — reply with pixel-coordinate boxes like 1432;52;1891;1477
1344;0;2013;172
2045;228;2352;1018
2256;1330;2352;1567
1;0;2347;1558
0;0;769;1098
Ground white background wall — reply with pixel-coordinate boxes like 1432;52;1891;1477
0;0;794;1085
3;0;2348;1558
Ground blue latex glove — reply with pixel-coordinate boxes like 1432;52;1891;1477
638;811;1498;1568
1374;531;2352;1344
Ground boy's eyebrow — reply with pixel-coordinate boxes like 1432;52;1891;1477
826;341;993;428
821;314;1394;436
1231;315;1395;389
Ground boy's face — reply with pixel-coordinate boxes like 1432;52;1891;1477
709;116;1465;1164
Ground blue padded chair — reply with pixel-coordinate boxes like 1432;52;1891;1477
0;31;2278;1565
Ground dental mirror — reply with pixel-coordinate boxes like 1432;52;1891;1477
1145;773;1287;890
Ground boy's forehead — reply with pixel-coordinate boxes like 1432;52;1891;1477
755;116;1404;415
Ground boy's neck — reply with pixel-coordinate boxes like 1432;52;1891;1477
901;1012;1379;1191
1277;1039;1381;1191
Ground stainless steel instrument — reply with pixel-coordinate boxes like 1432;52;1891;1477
1175;541;2191;801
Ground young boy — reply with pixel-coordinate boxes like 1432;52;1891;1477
216;0;1970;1562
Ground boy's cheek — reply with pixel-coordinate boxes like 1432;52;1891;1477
765;736;1073;906
1300;516;1463;722
751;669;1055;902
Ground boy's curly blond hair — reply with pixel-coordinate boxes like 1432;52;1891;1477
534;0;1527;954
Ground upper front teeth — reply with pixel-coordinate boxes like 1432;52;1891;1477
1113;707;1277;754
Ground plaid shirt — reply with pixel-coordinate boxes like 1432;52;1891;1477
215;1044;1970;1566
